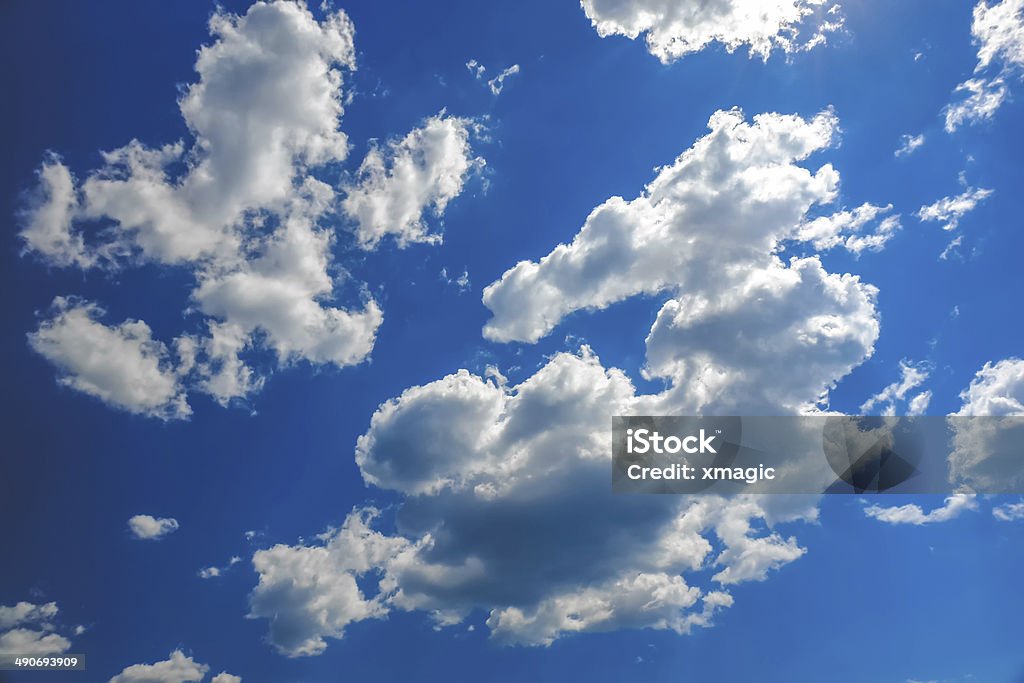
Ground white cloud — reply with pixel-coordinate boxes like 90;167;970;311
465;59;486;79
860;360;932;416
17;158;93;268
487;64;521;95
342;113;483;249
23;1;356;267
128;514;180;540
28;298;190;420
894;133;925;157
948;358;1024;492
211;674;242;683
21;2;485;415
580;0;843;63
247;108;885;653
945;77;1008;131
916;186;993;231
863;494;978;525
945;0;1024;131
974;0;1024;71
248;508;407;657
199;556;241;580
482;108;848;345
109;651;208;683
0;601;75;656
993;500;1024;520
795;203;901;255
440;267;471;292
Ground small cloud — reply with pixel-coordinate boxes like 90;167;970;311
894;133;925;158
488;64;520;95
864;494;977;525
440;267;471;292
466;60;520;96
127;514;179;540
465;59;485;79
993;500;1024;521
199;555;243;579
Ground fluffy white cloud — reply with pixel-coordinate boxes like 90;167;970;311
128;514;180;540
948;359;1024;492
23;1;356;266
248;508;407;656
28;298;190;420
860;360;931;416
109;651;208;683
483;108;850;344
247;107;885;653
863;494;978;525
945;0;1024;131
0;601;75;656
211;674;242;683
17;159;93;268
342;113;483;249
973;0;1024;71
193;182;383;367
894;133;925;158
916;186;993;231
993;500;1024;520
580;0;843;63
642;257;878;414
20;2;483;416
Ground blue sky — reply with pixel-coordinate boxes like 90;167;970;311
2;0;1024;681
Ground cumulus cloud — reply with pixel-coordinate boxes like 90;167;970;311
248;508;407;656
19;2;476;416
0;601;75;656
128;514;180;540
342;113;483;249
17;159;93;268
580;0;844;63
211;674;242;683
109;651;208;683
860;360;932;416
948;358;1024;492
894;133;925;157
28;298;190;420
863;494;978;525
247;109;888;653
945;0;1024;131
482;108;856;345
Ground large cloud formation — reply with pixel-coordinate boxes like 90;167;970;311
580;0;844;63
19;1;480;417
248;109;891;655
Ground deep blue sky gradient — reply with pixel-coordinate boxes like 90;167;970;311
2;1;1023;680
